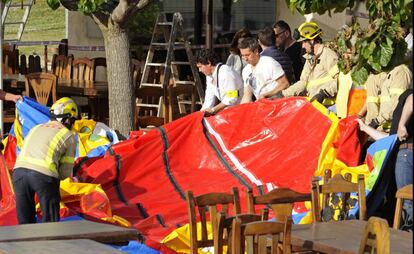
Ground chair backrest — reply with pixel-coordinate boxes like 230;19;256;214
393;184;413;229
25;72;57;106
247;188;311;222
3;49;18;74
358;216;390;254
72;57;94;82
186;187;241;254
232;216;293;254
215;212;262;254
168;84;197;120
135;86;164;127
28;55;42;74
51;54;72;79
92;57;107;81
19;54;27;75
311;170;366;222
136;116;165;130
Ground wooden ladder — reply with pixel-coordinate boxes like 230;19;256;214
2;0;34;42
140;12;204;123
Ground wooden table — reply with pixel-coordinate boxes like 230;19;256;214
57;79;108;121
0;239;124;254
0;220;141;244
291;220;412;254
57;79;108;97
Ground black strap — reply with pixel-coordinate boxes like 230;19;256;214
216;63;223;99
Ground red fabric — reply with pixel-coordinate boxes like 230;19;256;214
0;154;17;225
77;98;333;251
0;98;359;252
3;135;17;172
333;116;361;167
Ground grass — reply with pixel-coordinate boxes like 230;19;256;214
3;0;65;59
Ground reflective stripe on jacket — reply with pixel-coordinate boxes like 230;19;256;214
14;121;77;180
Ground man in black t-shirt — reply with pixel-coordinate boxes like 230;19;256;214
273;20;305;82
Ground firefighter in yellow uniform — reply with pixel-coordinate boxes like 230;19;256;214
281;21;339;106
12;97;78;224
362;64;412;130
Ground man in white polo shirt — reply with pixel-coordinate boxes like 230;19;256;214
196;49;244;115
238;37;290;103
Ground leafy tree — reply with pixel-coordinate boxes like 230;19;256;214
286;0;412;85
43;0;152;135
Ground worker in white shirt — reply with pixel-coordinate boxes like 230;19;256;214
196;49;244;115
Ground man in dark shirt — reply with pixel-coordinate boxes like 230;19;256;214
273;20;305;82
258;27;295;84
357;89;413;230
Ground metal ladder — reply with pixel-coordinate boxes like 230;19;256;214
140;12;204;123
2;0;34;42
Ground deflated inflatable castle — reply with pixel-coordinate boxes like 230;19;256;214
0;96;397;253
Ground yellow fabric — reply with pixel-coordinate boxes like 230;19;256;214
162;222;214;254
225;90;239;98
72;119;110;157
336;72;353;118
366;96;380;103
14;108;24;149
59;178;131;227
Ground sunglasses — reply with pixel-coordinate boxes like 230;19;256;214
274;30;286;38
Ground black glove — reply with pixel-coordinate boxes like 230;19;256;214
368;119;380;129
310;89;330;103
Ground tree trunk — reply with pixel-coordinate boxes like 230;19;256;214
102;22;134;136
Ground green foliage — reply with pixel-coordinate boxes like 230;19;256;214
47;0;60;10
285;0;355;16
129;1;159;43
286;0;412;85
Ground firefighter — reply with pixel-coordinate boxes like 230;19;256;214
12;97;78;224
280;21;339;106
360;64;412;131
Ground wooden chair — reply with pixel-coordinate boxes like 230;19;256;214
232;216;293;254
311;170;366;222
19;54;28;75
135;86;164;130
393;184;413;229
168;84;197;120
28;55;41;73
136;116;165;130
92;57;107;81
2;49;18;74
186;187;241;254
51;54;72;79
24;72;57;106
247;188;311;223
72;57;94;82
215;212;262;254
358;216;390;254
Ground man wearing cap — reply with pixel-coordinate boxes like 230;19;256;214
12;97;78;224
280;21;339;107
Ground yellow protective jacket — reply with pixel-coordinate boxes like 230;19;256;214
282;44;339;99
14;121;77;180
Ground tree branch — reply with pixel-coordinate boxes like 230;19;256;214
112;0;151;25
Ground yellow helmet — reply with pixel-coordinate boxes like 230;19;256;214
50;97;79;121
297;21;322;41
